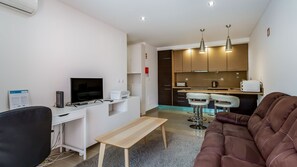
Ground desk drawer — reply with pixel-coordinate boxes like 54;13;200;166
52;110;86;126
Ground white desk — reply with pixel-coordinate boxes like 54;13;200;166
49;97;140;160
51;107;87;160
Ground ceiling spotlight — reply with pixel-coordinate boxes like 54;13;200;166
140;16;146;22
208;1;215;7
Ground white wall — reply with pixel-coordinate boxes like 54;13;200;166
249;0;297;96
144;43;158;111
0;0;127;111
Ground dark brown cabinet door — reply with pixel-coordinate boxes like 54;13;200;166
158;50;172;105
173;89;190;106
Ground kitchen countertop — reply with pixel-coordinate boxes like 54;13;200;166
172;86;191;89
178;88;264;95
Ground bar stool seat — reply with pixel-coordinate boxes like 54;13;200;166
210;94;240;114
187;93;210;129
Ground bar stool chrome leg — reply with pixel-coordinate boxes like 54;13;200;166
186;93;210;130
187;105;196;122
190;105;207;130
214;103;218;115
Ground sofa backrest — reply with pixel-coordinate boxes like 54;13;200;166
248;92;288;137
253;96;297;160
266;117;297;167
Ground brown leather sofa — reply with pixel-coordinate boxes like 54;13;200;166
194;92;297;167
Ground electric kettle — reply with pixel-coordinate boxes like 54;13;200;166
211;81;218;88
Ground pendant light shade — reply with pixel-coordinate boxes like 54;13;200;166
199;29;206;53
225;24;232;52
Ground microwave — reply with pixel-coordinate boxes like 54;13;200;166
240;80;261;92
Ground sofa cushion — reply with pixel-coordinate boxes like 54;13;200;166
254;96;297;159
248;92;288;137
217;112;250;126
266;119;297;167
194;151;221;167
225;136;265;165
222;156;265;167
223;123;253;141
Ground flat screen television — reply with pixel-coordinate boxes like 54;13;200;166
71;78;103;104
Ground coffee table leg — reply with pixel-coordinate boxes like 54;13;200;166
98;143;106;167
124;148;129;167
161;125;167;149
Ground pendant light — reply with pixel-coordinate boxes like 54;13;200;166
225;24;232;53
199;29;206;54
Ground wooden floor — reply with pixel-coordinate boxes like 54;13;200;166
46;108;210;167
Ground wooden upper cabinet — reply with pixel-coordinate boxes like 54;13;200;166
182;50;192;72
173;50;183;73
227;44;248;71
208;46;227;72
191;48;208;71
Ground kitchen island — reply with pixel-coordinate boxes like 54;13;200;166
178;88;263;115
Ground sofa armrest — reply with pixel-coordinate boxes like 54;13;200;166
216;112;250;126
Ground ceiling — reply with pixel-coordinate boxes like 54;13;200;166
60;0;270;47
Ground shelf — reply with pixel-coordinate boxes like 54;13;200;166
108;100;127;116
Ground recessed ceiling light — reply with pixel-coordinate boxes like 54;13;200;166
208;1;215;7
140;16;146;22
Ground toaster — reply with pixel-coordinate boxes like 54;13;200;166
176;82;187;87
240;80;261;92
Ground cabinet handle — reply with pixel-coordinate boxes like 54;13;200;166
164;85;171;87
164;88;172;91
163;58;171;60
177;100;185;103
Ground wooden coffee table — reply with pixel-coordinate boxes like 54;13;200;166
95;116;168;167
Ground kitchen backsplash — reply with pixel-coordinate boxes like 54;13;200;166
175;71;247;88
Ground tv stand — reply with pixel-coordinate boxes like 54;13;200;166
63;97;140;149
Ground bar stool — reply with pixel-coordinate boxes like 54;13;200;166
186;93;210;129
210;94;240;114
